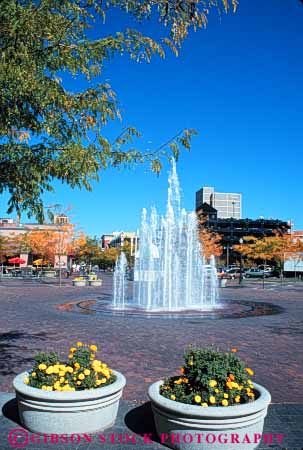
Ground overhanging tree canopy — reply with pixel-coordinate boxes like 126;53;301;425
0;0;237;221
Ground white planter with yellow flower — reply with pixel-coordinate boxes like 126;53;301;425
72;277;86;286
13;342;126;434
148;348;271;450
88;275;102;287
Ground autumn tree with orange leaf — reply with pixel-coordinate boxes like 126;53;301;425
199;226;223;261
233;233;303;276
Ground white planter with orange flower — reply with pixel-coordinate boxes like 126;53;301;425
13;342;126;434
148;348;271;450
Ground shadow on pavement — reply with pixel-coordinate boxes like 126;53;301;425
124;402;160;443
0;331;48;376
2;397;22;427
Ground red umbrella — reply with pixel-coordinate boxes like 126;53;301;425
8;257;26;264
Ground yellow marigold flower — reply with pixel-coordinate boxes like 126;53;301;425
66;366;73;373
232;382;239;389
215;389;219;394
53;366;60;374
202;402;208;407
77;341;83;347
222;399;229;406
245;368;254;376
68;354;73;359
248;392;255;398
46;386;53;391
194;395;202;404
46;366;54;375
238;385;243;390
183;378;188;383
70;348;77;353
92;359;101;366
223;393;229;399
77;381;81;385
74;362;80;369
226;381;233;389
209;396;216;404
246;387;251;393
59;377;65;383
78;373;85;380
101;363;107;368
100;378;107;384
41;385;48;390
170;395;176;401
90;345;98;352
209;380;217;388
84;369;90;376
31;372;36;378
24;377;29;385
38;363;47;371
235;395;241;403
59;371;65;377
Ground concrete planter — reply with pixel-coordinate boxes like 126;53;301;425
219;278;227;288
72;280;86;287
43;271;57;278
13;370;126;434
148;381;271;450
88;280;102;287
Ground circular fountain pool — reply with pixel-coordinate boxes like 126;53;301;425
56;296;283;320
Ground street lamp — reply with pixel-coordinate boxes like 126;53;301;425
223;245;231;268
239;238;243;284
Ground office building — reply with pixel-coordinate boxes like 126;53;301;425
196;186;242;219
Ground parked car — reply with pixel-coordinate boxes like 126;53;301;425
258;265;273;273
245;268;271;278
224;268;246;280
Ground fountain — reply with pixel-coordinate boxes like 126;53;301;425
113;160;218;311
113;252;128;309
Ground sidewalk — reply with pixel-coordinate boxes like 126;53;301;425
0;393;302;450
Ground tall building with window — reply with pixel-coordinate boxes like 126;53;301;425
196;186;242;219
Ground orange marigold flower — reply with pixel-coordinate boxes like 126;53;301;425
180;367;185;374
231;348;237;353
229;374;235;381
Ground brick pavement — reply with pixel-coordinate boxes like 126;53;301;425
0;275;302;404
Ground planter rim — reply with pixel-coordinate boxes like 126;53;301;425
148;381;271;418
14;370;125;401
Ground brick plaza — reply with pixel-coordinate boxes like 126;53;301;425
0;275;302;449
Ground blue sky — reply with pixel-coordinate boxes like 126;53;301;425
1;0;303;235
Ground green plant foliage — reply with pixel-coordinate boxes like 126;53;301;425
0;0;237;221
24;342;116;391
160;347;256;407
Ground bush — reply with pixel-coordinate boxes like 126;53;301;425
23;342;116;391
160;348;255;407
